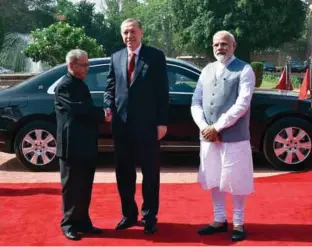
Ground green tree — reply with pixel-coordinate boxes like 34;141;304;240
171;0;307;61
55;0;114;54
0;0;55;34
135;0;175;56
102;0;140;54
102;0;175;56
24;22;104;66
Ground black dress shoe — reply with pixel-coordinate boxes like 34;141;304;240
115;217;138;230
63;230;81;240
232;228;246;241
82;227;104;234
144;223;157;234
197;221;228;235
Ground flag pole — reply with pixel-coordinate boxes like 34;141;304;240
286;56;291;90
309;56;312;106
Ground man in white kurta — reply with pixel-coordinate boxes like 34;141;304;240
191;30;255;241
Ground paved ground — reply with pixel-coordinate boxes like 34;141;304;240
0;152;290;183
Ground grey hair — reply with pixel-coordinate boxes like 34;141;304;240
65;49;88;64
213;30;236;43
120;18;142;31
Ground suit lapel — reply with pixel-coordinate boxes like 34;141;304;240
121;49;128;87
130;45;147;87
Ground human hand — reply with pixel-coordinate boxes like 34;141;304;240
104;108;112;122
201;126;218;142
157;125;167;140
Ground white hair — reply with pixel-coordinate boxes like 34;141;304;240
120;18;142;31
213;30;236;43
65;49;88;64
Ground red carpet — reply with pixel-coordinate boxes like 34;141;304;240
1;171;312;246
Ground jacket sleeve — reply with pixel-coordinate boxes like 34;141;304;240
155;51;169;125
55;83;105;122
104;55;116;109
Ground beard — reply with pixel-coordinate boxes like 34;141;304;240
214;53;230;63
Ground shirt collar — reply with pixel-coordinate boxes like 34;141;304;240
128;43;142;56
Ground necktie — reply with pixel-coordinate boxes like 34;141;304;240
127;53;136;84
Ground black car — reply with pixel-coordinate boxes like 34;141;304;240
0;58;312;172
289;60;307;73
263;61;276;72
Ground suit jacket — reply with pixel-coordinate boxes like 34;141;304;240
104;45;169;137
55;73;105;160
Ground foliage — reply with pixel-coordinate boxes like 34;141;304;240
251;62;264;87
55;0;114;55
170;0;307;61
135;0;175;56
24;22;104;66
262;73;302;88
0;0;310;68
0;0;55;34
291;75;302;88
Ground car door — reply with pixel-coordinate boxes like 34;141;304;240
84;64;113;151
161;63;200;151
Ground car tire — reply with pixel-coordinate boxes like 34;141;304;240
263;117;312;171
14;120;58;172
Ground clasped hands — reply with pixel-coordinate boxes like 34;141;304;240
201;125;219;142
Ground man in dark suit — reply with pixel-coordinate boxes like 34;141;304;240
55;49;105;241
104;18;169;234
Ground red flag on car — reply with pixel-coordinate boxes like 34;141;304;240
275;68;293;90
298;68;311;100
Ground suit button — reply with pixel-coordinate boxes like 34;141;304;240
212;93;215;96
211;102;214;105
210;112;213;115
214;84;217;86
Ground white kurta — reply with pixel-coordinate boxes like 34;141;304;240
191;56;255;195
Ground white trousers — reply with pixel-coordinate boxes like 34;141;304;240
211;187;246;226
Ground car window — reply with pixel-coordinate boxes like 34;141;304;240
167;65;198;93
85;65;109;91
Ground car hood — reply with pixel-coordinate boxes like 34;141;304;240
254;88;300;97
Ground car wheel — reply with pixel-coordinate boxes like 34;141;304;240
14;120;58;171
263;117;312;171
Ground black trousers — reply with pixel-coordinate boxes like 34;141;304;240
59;158;96;233
114;129;160;224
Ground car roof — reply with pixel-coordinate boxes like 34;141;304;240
49;57;202;74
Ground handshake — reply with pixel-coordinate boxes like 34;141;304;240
104;108;112;122
201;125;220;142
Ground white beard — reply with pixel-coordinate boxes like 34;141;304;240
214;54;229;63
